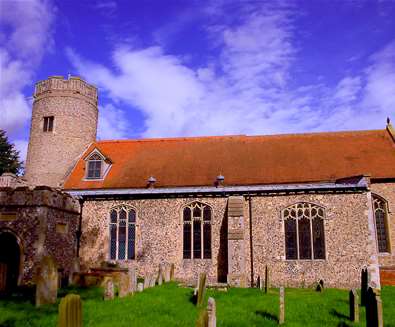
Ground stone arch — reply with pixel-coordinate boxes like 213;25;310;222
0;229;24;292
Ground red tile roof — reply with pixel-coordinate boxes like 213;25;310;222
64;129;395;190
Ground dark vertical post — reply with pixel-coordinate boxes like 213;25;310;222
361;267;368;306
76;197;84;258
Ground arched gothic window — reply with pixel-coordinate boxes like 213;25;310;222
109;206;136;260
282;203;326;260
183;202;212;259
372;195;390;253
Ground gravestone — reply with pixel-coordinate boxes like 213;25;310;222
35;256;58;307
68;257;80;286
118;273;130;298
150;273;156;287
103;278;114;300
197;273;207;306
129;267;137;293
279;287;285;325
207;297;216;327
265;265;270;293
164;265;171;282
366;287;383;327
349;289;359;322
137;282;144;292
144;274;150;289
170;263;175;281
361;267;368;306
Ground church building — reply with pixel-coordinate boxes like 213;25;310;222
1;75;395;290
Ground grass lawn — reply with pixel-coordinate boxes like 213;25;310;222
0;283;394;326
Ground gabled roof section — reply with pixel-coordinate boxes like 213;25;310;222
64;128;395;190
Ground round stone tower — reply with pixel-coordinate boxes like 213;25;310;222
24;76;98;188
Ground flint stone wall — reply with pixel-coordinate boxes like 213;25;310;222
0;186;79;284
80;191;372;288
371;182;395;267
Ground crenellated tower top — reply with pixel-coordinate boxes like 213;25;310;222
34;76;98;106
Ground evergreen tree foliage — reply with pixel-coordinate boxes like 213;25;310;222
0;129;23;175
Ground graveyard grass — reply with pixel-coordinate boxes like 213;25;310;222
0;284;394;326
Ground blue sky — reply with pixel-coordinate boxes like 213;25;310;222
1;0;395;162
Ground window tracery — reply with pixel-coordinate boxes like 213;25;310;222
372;195;390;253
282;203;326;260
109;206;136;260
183;202;212;259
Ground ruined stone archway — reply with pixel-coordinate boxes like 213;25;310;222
0;230;21;292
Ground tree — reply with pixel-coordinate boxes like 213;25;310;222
0;129;23;175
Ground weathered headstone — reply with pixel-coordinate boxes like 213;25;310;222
144;274;150;289
103;278;114;300
35;256;58;307
68;257;80;286
197;273;207;306
170;263;175;281
361;267;368;306
207;297;216;327
58;294;82;327
349;289;359;322
118;273;130;298
279;287;285;325
265;265;270;293
164;265;171;282
366;287;383;327
129;267;137;293
137;282;144;292
150;273;156;287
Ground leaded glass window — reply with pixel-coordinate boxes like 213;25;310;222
282;203;326;260
183;202;212;259
373;195;390;253
87;153;102;179
109;206;136;260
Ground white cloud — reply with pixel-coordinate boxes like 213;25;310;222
67;4;394;139
98;103;132;140
13;139;29;165
0;0;54;135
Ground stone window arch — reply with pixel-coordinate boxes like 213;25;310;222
109;205;136;260
282;203;326;260
372;194;391;253
183;202;212;259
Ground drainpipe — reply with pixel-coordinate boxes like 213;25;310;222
248;194;254;287
76;197;84;258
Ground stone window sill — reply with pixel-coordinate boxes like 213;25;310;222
378;252;391;256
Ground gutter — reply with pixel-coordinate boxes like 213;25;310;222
66;178;369;198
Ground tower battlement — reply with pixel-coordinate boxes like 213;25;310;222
34;76;98;105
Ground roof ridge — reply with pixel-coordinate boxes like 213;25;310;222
94;129;385;144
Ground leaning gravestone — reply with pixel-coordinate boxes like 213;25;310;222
103;278;114;300
36;256;58;307
279;287;285;325
118;273;130;298
349;289;359;322
197;273;207;306
265;265;270;293
137;282;144;292
207;297;216;327
366;287;383;327
68;257;80;286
